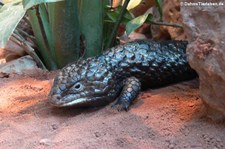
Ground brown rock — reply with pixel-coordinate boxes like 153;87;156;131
181;0;225;121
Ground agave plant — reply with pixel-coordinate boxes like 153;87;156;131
0;0;168;70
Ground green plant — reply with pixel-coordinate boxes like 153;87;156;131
0;0;181;70
105;0;182;39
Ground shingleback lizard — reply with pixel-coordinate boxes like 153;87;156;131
48;40;197;111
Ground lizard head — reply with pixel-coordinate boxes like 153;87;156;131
48;58;118;107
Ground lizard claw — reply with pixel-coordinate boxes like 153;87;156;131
111;101;129;111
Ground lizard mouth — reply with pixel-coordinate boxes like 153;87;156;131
49;93;114;108
49;94;88;107
59;97;88;107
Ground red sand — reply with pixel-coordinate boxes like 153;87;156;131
0;69;224;149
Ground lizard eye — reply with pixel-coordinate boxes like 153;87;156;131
73;82;82;91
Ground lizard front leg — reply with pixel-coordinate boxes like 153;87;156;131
112;77;141;111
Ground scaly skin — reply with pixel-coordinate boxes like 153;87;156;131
48;40;197;110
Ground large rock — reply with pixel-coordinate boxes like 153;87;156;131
181;0;225;121
0;55;38;77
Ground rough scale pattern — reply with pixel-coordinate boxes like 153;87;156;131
49;40;197;110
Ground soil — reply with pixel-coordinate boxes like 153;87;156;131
0;69;224;149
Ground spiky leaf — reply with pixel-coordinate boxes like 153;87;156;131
23;0;64;9
0;0;26;48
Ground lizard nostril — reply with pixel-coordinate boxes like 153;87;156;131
57;95;61;100
49;94;62;106
51;95;61;101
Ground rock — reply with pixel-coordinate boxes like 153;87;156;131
0;55;38;76
0;58;6;64
51;124;58;130
181;0;225;121
39;138;52;146
94;132;101;138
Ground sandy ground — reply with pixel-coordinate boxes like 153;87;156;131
0;69;224;149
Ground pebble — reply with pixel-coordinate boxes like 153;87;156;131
39;138;51;146
216;138;221;142
94;132;101;138
166;139;176;149
168;143;175;149
188;103;195;107
51;124;58;130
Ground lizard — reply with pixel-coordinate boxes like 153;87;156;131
48;40;197;111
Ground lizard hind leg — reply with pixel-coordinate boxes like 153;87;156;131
112;77;141;111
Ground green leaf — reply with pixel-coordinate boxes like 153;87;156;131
79;0;103;58
146;14;153;22
48;0;80;68
106;6;133;24
155;0;163;20
126;13;150;36
27;6;57;69
0;1;26;48
23;0;64;10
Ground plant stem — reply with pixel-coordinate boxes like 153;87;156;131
150;21;183;28
15;28;36;41
106;0;130;48
12;33;47;70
